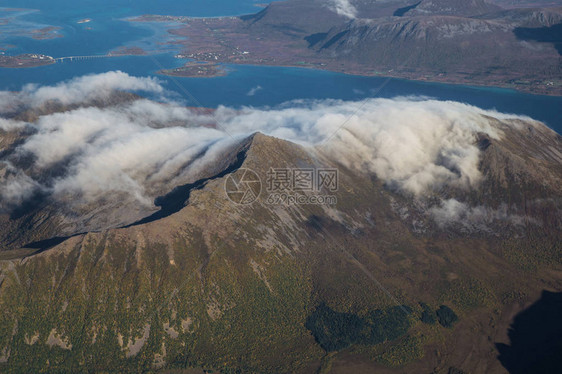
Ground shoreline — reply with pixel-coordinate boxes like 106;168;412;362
159;59;562;97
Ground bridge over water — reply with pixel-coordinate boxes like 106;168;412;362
54;54;116;62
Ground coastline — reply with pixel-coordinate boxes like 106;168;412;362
159;59;562;97
157;59;228;78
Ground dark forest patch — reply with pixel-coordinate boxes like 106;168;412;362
305;303;411;352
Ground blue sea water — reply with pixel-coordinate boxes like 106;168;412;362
1;0;561;132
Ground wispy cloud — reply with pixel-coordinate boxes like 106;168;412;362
328;0;358;19
246;85;262;96
429;198;529;232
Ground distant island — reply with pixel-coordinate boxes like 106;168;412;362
158;60;227;78
130;0;562;96
109;46;147;56
29;26;62;40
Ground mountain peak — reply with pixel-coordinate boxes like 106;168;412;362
402;0;501;16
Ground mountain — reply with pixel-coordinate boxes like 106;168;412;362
163;0;562;95
240;0;347;35
490;0;562;8
301;3;562;82
1;91;561;372
396;0;501;17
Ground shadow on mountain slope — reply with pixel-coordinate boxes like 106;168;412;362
496;290;562;373
514;23;562;55
21;235;79;255
125;147;248;227
393;1;422;17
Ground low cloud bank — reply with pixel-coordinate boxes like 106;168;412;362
0;72;531;228
0;71;163;114
1;99;234;218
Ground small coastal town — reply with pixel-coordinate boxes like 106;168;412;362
0;53;54;68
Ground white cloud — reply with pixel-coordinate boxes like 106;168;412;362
212;98;507;196
0;162;40;208
0;118;27;131
0;71;164;114
6;103;232;211
429;198;468;226
328;0;358;19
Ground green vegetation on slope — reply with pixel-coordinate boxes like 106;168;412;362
0;232;321;373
